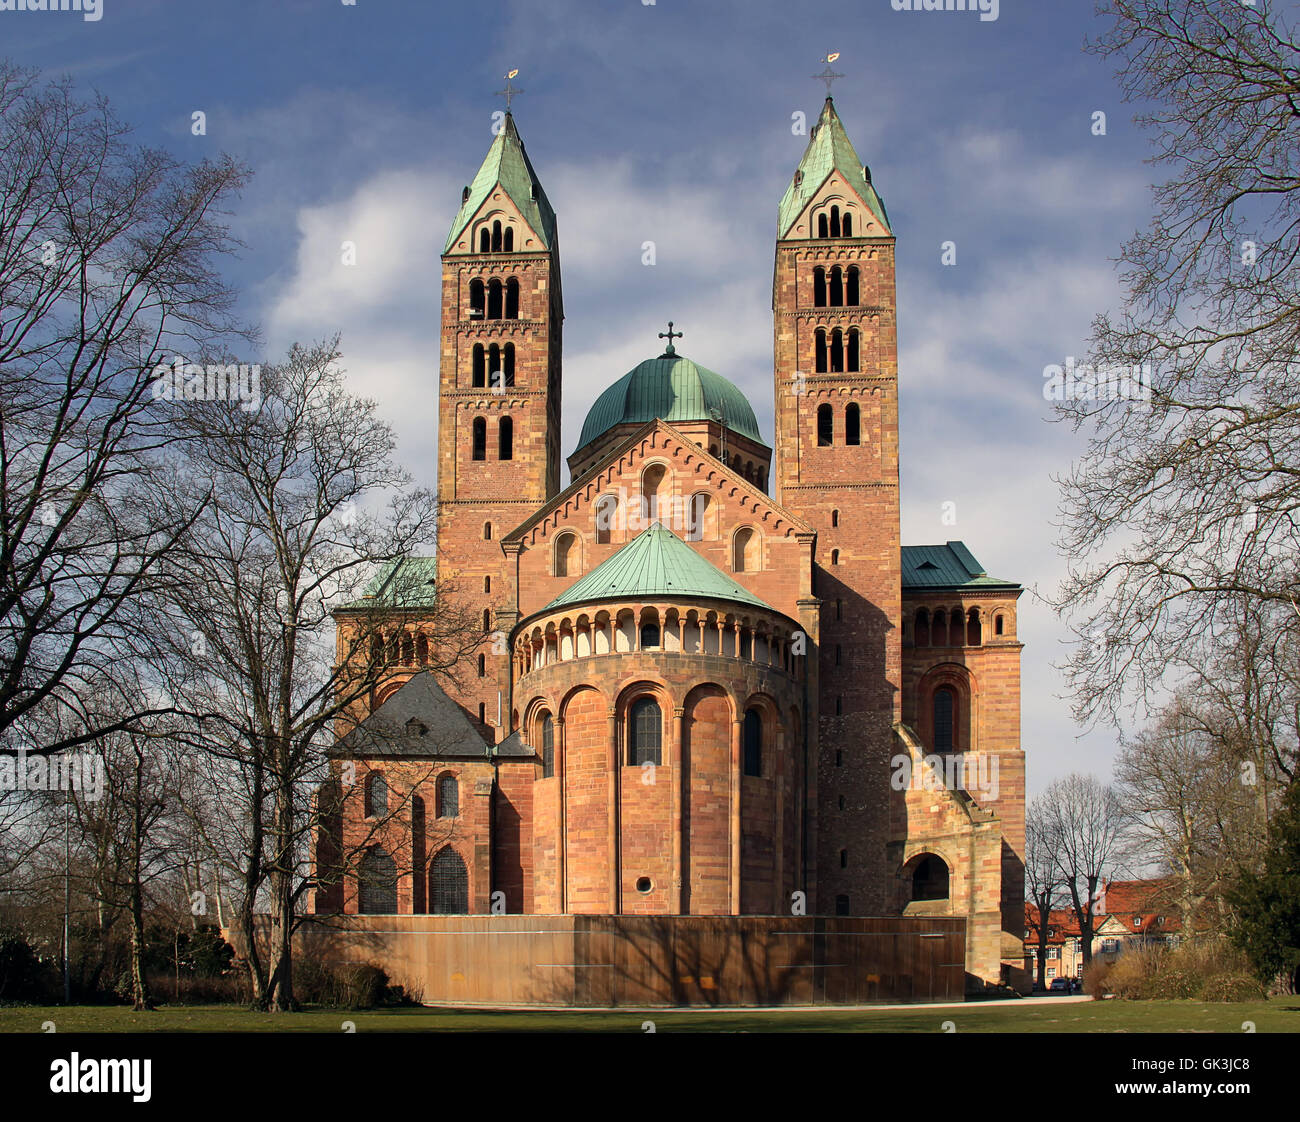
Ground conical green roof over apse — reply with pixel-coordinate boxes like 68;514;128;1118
542;523;772;613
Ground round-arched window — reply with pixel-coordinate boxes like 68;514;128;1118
933;687;955;753
628;697;662;767
554;532;578;578
743;709;762;777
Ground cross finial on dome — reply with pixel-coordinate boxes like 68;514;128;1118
658;320;683;355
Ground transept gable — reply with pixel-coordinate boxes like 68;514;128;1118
501;418;814;552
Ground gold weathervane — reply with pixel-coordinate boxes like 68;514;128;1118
812;53;844;96
496;69;523;111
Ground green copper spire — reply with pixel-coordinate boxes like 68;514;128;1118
443;112;557;254
777;98;890;239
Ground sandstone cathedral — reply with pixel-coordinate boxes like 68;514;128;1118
312;95;1027;995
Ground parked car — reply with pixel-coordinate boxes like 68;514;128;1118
1049;977;1072;992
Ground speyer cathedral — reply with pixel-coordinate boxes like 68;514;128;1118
312;94;1027;991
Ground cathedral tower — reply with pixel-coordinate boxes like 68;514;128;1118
772;97;901;913
438;111;562;735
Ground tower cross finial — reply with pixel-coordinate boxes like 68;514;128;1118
495;69;523;112
658;320;683;355
812;52;844;97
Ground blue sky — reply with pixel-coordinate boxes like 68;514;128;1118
5;0;1167;794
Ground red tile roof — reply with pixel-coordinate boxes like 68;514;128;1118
1096;878;1183;935
1025;878;1187;945
1023;904;1082;944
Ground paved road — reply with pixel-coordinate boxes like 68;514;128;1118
450;993;1096;1013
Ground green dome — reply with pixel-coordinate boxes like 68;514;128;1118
577;351;765;450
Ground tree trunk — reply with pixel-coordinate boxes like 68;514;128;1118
214;866;226;929
129;897;151;1011
129;750;153;1011
1031;890;1053;990
266;771;297;1012
242;763;269;1009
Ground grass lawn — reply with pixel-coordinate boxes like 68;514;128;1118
0;998;1295;1033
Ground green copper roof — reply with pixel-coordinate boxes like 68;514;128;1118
543;523;773;613
901;543;1020;591
337;556;439;611
577;350;766;450
443;113;557;254
778;98;890;239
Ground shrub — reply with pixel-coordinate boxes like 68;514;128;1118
294;959;414;1009
140;924;236;980
145;971;250;1005
340;963;390;1009
1155;962;1202;1000
1169;939;1227;979
1084;939;1267;1001
108;925;242;1004
293;957;344;1006
1104;947;1161;999
1082;958;1112;998
1200;973;1267;1003
189;927;236;978
393;979;423;1006
294;959;386;1008
0;930;57;1003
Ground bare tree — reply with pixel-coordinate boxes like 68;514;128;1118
1114;697;1264;934
69;716;185;1011
0;739;59;898
0;61;250;758
1178;600;1300;794
156;339;480;1011
1039;774;1132;968
1054;1;1300;729
1024;802;1066;990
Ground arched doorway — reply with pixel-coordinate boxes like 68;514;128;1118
907;853;950;902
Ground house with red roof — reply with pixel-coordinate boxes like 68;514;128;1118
1025;877;1187;983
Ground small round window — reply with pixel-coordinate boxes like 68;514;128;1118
635;877;653;894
